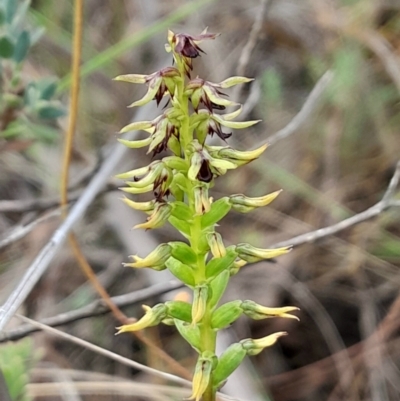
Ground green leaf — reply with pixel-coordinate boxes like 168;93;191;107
169;241;197;266
211;300;243;330
213;343;246;388
208;270;230;310
206;246;237;278
13;30;30;62
165;257;195;286
0;120;24;139
24;83;39;106
37;102;65;119
201;197;231;229
38;79;58;100
5;0;17;23
13;0;31;27
0;8;6;25
168;215;191;237
174;319;201;352
166;300;192;323
0;338;34;401
29;122;59;143
170;201;193;222
0;35;14;58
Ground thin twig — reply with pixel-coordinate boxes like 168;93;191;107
273;162;400;249
15;314;191;387
15;316;246;401
0;189;119;251
0;208;61;251
0;280;182;342
0;195;77;214
2;163;399;340
382;161;400;203
27;381;189;399
264;70;334;147
231;0;271;103
237;0;270;77
0;103;156;332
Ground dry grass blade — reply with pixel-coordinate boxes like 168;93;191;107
27;381;189;400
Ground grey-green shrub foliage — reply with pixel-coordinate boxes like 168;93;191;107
0;0;64;144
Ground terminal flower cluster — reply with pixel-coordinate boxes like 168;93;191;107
115;29;298;401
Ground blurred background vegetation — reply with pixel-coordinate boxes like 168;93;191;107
1;0;400;400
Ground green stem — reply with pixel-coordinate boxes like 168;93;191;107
175;53;216;401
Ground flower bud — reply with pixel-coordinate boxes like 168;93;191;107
206;232;226;258
189;353;215;401
209;157;237;171
116;304;167;333
240;332;287;356
121;197;156;213
212;343;247;389
117;137;152;149
120;184;154;195
201;197;231;229
230;258;248;276
211;300;243;330
188;152;203;181
206;246;238;279
192;285;209;325
169;241;197;266
122;163;165;188
114;74;147;84
118;120;153;134
165;257;195;286
211;144;268;166
123;243;171;270
165;300;192;323
115;164;152;180
241;300;300;321
219;76;254;88
208;270;230;309
163;156;188;172
134;203;172;230
194;186;211;215
235;243;292;263
229;190;282;213
174;319;201;352
211;113;261;130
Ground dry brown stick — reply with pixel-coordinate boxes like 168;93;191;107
273;161;400;249
268;281;400;400
264;70;334;147
0;181;117;215
0;209;61;251
0;280;182;342
231;0;272;103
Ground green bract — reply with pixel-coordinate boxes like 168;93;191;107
115;30;298;401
